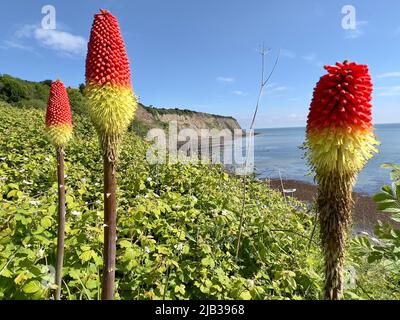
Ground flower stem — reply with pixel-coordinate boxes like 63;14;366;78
55;147;66;300
101;152;117;300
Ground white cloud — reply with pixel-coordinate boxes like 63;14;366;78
217;76;235;83
2;40;35;53
233;90;247;96
265;83;288;95
281;49;296;59
34;28;86;56
377;72;400;79
302;53;316;62
302;53;323;68
15;24;36;38
289;113;304;121
3;23;86;57
376;86;400;97
344;21;368;39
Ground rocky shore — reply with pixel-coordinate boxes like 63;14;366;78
268;179;398;232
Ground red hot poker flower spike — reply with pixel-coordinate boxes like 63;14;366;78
306;61;378;175
305;61;379;300
85;9;137;154
45;80;73;147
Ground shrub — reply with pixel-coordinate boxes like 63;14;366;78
0;75;29;103
348;163;400;299
0;102;324;300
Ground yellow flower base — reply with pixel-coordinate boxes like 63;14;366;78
86;83;137;142
307;126;379;176
45;124;73;147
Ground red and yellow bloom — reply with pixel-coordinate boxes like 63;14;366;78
307;61;378;177
45;80;73;147
85;9;137;151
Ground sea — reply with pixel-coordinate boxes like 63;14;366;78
253;124;400;195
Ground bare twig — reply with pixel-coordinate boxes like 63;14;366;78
0;245;21;276
307;209;319;251
235;45;281;261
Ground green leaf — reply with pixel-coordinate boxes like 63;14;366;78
68;269;81;280
40;216;52;229
239;290;252;300
119;239;132;248
22;280;42;294
86;279;98;289
48;205;57;214
80;250;93;262
201;257;215;268
373;192;392;203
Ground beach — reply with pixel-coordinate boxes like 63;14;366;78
268;179;398;233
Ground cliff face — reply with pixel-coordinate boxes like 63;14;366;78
135;104;242;133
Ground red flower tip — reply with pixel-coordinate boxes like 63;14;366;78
307;61;373;131
86;10;131;87
99;9;110;15
45;80;72;128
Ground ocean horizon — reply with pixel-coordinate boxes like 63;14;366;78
253;123;400;195
255;122;400;131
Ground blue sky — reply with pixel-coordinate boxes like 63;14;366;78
1;0;400;128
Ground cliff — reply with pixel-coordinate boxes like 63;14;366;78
0;74;242;137
135;105;241;134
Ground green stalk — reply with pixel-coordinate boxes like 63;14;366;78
55;147;66;300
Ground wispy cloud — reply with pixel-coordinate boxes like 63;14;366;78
377;72;400;79
217;76;235;83
302;53;316;62
344;21;368;39
302;53;323;68
281;49;296;59
2;23;86;57
288;113;304;121
2;40;36;53
232;90;247;96
376;86;400;97
265;83;288;95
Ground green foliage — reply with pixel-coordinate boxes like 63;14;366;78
0;75;28;103
372;164;400;221
348;163;400;300
66;88;89;117
0;101;325;300
78;84;85;94
146;106;197;117
130;119;151;138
